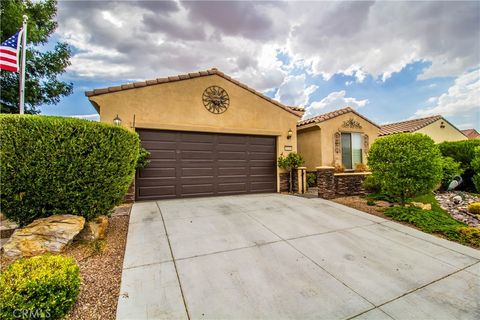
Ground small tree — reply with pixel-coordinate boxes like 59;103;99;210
367;133;442;205
277;152;304;193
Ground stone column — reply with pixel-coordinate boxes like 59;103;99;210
316;166;335;199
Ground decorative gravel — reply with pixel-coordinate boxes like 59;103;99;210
332;196;391;218
64;214;129;320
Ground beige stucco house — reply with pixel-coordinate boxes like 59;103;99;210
86;68;300;200
297;107;380;171
380;115;467;143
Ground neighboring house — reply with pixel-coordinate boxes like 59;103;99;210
461;128;480;140
86;68;300;200
297;107;380;171
379;115;467;143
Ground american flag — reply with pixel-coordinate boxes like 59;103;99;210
0;29;23;72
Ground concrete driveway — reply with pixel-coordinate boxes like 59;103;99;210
116;194;480;320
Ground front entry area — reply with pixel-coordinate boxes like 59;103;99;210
135;129;277;200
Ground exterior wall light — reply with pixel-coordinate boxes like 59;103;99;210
113;114;122;126
440;121;445;128
287;128;293;139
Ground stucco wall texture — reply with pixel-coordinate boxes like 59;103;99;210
298;112;380;171
89;74;300;192
416;119;467;143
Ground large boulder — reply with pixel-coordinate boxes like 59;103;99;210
75;215;109;241
2;215;85;257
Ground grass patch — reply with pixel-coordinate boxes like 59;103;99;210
385;193;480;247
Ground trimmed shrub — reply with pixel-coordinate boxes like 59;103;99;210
306;172;316;188
277;152;304;193
0;255;81;320
439;156;463;189
384;206;479;247
368;133;442;205
438;140;480;192
0;115;140;225
362;174;381;193
468;202;480;215
472;146;480;192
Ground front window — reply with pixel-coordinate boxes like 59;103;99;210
341;132;362;169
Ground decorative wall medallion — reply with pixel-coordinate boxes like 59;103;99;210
334;132;341;153
342;118;362;129
202;86;230;114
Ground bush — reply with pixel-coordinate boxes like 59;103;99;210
438;140;480;192
355;163;369;172
363;174;381;193
0;115;140;226
368;133;442;205
468;202;480;215
306;173;316;188
384;206;479;247
472;146;480;192
0;255;81;320
439;156;463;189
277;152;304;193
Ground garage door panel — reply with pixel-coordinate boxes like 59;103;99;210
139;130;177;141
136;130;276;200
181;150;214;160
138;185;176;198
138;167;176;178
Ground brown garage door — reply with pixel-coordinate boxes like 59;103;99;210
135;129;277;200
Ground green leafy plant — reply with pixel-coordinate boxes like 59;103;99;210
362;175;381;193
439;156;464;189
438;140;480;192
368;133;442;205
384;206;479;247
277;152;304;193
366;199;376;206
136;146;151;169
1;0;73;114
0;115;140;225
471;146;480;193
306;173;316;188
0;254;81;320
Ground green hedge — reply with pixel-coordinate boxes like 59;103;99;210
438;140;480;192
0;255;81;320
0;115;140;225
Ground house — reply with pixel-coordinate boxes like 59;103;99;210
86;68;300;200
379;115;467;143
297;107;380;171
461;128;480;140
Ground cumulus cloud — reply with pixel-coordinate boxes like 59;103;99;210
274;74;317;106
304;91;368;119
55;1;479;91
414;69;480;119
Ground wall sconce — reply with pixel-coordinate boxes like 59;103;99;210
287;128;293;139
113;114;122;126
440;121;445;128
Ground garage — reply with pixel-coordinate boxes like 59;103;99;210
135;129;276;200
86;68;300;200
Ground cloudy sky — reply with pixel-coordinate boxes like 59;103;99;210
40;0;479;130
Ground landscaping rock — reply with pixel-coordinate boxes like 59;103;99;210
2;215;85;257
76;215;109;241
410;202;432;210
436;192;480;227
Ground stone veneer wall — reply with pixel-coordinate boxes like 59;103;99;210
334;172;370;196
280;172;290;192
316;167;370;199
123;180;135;203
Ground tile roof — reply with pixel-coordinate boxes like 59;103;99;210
84;68;301;117
297;107;380;128
461;129;480;139
379;115;443;136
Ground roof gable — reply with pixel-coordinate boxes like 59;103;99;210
85;68;300;117
297;107;380;128
379;115;466;136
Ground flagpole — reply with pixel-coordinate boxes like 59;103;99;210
19;15;28;115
